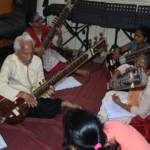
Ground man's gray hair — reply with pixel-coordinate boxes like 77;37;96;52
14;34;35;51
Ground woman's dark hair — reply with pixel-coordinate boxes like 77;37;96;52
25;12;38;26
136;26;150;43
63;109;118;150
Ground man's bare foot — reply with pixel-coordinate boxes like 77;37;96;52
75;69;89;77
62;101;82;109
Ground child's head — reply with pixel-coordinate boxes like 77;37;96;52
63;109;107;150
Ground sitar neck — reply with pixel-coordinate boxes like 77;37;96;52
33;53;88;98
126;46;150;63
40;0;77;49
33;38;106;98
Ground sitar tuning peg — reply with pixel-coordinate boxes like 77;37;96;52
94;36;98;45
52;17;58;25
99;32;104;41
88;39;92;48
39;81;42;86
38;80;45;86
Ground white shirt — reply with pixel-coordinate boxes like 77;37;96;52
0;54;44;101
23;32;67;72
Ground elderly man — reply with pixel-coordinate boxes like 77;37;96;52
0;34;80;119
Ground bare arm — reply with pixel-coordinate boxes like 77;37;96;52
120;43;131;53
131;76;150;116
113;43;131;60
112;94;131;112
109;70;121;89
17;91;38;108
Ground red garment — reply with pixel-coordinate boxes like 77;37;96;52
25;25;67;77
25;25;52;48
130;115;150;142
44;61;68;78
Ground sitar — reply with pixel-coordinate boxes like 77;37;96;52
0;38;106;125
40;0;77;50
107;67;148;91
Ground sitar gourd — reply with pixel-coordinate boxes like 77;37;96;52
0;38;106;125
107;67;148;91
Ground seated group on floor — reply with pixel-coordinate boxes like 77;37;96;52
98;26;150;143
0;7;150;149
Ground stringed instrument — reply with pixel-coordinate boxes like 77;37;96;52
0;38;106;125
40;0;77;50
105;46;150;75
107;67;148;91
51;45;73;61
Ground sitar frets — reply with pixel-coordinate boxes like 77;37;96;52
33;53;88;97
126;46;150;63
40;1;76;49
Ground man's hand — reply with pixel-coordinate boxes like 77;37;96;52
112;94;121;105
17;91;38;108
34;47;44;58
47;85;55;97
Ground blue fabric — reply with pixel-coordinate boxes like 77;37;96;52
130;41;149;52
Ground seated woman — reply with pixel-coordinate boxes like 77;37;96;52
113;26;150;60
24;12;88;78
98;52;150;124
63;109;150;150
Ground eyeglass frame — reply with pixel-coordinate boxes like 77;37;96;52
33;17;44;23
